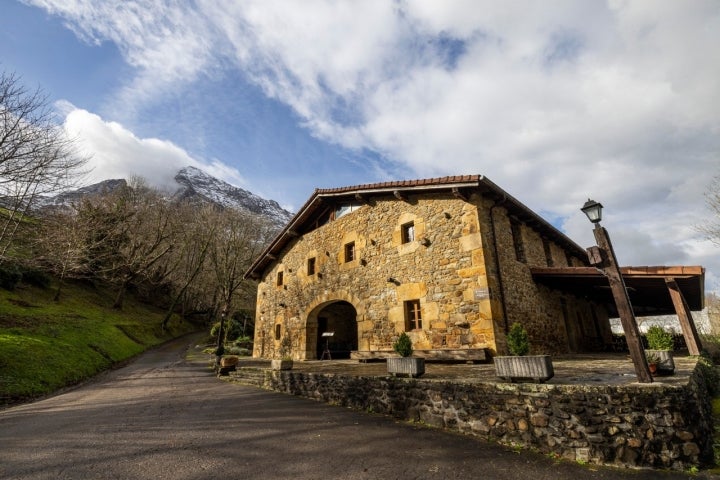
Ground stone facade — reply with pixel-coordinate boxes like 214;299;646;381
248;177;613;360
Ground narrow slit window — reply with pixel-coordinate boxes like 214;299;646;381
276;271;284;286
344;242;355;263
542;239;554;267
307;257;316;276
510;220;526;263
404;300;422;330
401;222;415;244
275;324;281;340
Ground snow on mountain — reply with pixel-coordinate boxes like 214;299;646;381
38;167;294;228
173;166;293;226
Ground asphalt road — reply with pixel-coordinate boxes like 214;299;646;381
0;335;713;480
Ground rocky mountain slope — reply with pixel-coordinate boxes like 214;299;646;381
40;166;294;228
173;166;293;226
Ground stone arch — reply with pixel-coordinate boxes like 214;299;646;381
304;292;363;360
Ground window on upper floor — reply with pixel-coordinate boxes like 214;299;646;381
401;221;415;244
344;242;355;263
404;299;423;331
542;238;554;267
510;220;526;263
276;271;284;286
334;203;362;220
307;257;316;276
275;324;282;340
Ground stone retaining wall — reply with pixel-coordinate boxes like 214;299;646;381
229;364;715;470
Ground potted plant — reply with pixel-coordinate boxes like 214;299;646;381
645;352;660;375
495;323;554;383
645;325;675;375
271;334;294;371
386;332;425;378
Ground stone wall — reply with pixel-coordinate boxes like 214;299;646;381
230;363;715;470
253;190;612;360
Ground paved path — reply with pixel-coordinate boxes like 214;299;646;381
0;335;713;479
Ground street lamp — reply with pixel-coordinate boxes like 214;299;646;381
581;199;653;383
215;310;226;370
581;199;603;224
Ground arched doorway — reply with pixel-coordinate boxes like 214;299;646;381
311;301;358;359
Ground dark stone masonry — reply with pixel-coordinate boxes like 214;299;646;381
228;358;715;471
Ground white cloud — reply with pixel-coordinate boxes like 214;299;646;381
61;105;245;191
29;0;720;291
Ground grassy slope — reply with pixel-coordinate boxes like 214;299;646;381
0;280;198;406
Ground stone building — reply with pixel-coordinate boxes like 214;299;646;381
244;175;704;361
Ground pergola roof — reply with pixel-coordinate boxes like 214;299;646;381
531;266;705;316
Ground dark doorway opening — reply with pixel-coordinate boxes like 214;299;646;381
315;301;358;359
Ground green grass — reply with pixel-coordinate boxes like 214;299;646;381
0;280;198;406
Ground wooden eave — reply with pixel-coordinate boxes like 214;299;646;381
530;266;705;316
244;175;588;280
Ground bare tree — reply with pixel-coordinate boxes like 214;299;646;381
160;202;217;330
208;207;275;316
0;71;87;263
701;174;720;247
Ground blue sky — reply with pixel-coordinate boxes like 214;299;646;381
2;1;720;293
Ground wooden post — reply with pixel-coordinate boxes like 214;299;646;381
665;278;703;355
593;225;653;383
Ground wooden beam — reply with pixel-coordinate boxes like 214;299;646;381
665;278;702;355
593;225;653;383
452;187;468;201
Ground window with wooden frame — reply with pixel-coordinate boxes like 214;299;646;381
344;241;355;263
510;220;526;263
276;271;284;286
401;221;415;244
307;257;316;276
404;299;423;330
275;324;281;340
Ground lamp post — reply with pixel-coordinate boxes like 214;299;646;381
581;199;653;383
214;309;226;369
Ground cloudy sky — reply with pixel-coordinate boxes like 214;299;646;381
2;1;719;291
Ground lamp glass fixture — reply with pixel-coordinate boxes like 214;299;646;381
581;199;603;224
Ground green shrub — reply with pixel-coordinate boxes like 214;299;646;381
507;322;530;356
393;332;413;357
646;325;674;350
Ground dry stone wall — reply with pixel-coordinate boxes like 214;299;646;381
230;363;714;470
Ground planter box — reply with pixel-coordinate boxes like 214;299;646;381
646;349;675;375
387;357;425;378
270;359;293;371
495;355;554;383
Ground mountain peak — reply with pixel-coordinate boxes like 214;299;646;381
173;166;293;226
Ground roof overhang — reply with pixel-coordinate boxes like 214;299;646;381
244;175;588;280
530;266;705;316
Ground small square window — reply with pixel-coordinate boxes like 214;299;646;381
276;271;284;286
344;242;355;263
401;222;415;244
307;257;316;276
404;300;422;330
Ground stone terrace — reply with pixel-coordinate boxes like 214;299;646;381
224;353;714;470
230;353;699;386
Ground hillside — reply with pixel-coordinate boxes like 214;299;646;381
0;278;200;407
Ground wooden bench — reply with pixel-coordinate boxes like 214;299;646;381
351;348;489;363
